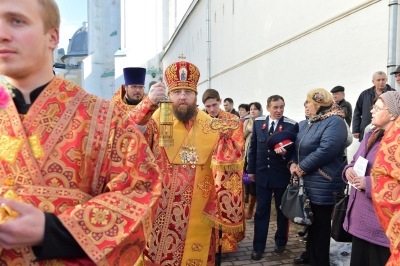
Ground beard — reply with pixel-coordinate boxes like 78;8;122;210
173;100;198;124
128;98;141;105
125;95;142;105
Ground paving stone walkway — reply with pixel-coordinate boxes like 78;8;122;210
220;217;307;266
220;198;352;266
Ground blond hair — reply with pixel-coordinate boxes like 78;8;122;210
37;0;61;32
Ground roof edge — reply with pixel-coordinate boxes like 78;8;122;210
161;0;200;60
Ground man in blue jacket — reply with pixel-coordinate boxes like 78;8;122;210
247;95;299;260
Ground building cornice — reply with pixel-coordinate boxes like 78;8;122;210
161;0;200;60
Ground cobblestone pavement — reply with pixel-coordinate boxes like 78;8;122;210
221;202;306;266
220;217;306;266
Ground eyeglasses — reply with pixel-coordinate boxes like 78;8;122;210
170;90;195;97
126;85;144;90
372;104;389;112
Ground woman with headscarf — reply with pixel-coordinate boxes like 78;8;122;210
342;92;400;266
369;91;400;265
289;88;347;266
243;102;263;219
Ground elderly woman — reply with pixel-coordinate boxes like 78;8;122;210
243;102;262;219
289;88;347;266
371;91;400;265
343;92;400;266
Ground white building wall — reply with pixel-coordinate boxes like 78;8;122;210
120;1;162;65
163;0;388;121
209;0;388;122
81;0;193;97
85;0;120;99
161;0;393;157
82;54;101;95
162;0;208;91
102;0;120;70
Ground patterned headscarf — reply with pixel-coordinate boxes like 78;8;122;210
380;91;400;119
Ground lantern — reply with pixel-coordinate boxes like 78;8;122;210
159;95;174;146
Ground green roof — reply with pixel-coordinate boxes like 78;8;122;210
114;49;129;57
101;71;115;77
146;70;162;75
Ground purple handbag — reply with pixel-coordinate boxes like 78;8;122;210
242;172;250;185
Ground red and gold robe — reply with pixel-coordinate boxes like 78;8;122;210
111;85;157;126
371;116;400;265
142;109;244;266
0;77;161;265
207;110;246;253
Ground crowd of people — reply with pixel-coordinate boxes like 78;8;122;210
236;70;400;266
0;0;399;265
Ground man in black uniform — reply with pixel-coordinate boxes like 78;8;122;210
247;95;299;260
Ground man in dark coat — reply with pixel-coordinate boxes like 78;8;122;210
331;86;352;163
247;95;299;260
391;65;400;87
352;71;395;142
223;98;240;117
331;86;352;127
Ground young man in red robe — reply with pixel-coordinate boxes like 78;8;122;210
0;0;161;265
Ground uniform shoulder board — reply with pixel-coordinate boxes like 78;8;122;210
283;117;297;125
255;116;266;121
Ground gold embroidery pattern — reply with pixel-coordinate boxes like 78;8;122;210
198;118;216;134
59;214;106;263
191;243;202;252
0;135;23;163
92;193;148;220
224;173;242;196
186;259;202;266
188;64;200;83
0;186;93;202
222;235;235;251
374;179;400;204
210;114;240;133
147;165;192;264
197;175;213;198
28;135;44;159
21;77;62;131
387;211;400;249
37;88;88;168
87;98;112;194
165;63;178;83
90;207;110;226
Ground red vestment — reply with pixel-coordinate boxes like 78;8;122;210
372;117;400;265
0;77;161;265
111;85;157;125
142;109;244;266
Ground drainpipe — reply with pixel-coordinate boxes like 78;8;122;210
206;0;211;88
387;0;398;88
